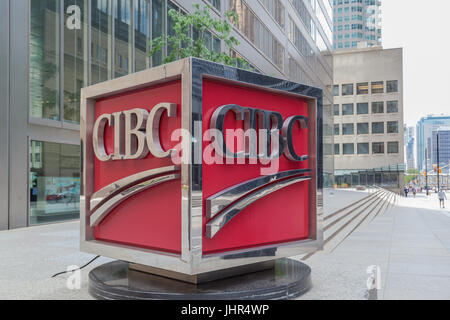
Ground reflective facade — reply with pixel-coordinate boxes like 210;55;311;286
333;0;381;50
431;128;450;175
0;0;333;230
416;115;450;172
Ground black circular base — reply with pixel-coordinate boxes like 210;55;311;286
88;259;312;300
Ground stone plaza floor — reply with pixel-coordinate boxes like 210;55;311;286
0;190;450;300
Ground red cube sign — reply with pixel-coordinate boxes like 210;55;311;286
81;58;323;275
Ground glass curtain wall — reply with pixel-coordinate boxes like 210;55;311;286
30;141;81;225
30;0;60;121
91;0;113;84
64;0;88;123
114;0;133;77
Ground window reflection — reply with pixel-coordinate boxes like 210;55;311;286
91;0;112;84
30;141;81;225
134;0;150;71
114;0;132;78
64;0;88;124
30;0;60;121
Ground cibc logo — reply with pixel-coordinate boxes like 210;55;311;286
92;103;309;167
81;59;322;275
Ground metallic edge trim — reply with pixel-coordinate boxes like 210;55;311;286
90;173;180;227
206;169;312;219
90;165;180;212
206;175;311;239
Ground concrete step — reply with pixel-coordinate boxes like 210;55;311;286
323;191;388;253
299;188;395;261
324;190;383;221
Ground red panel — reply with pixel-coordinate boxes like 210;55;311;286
93;80;182;254
202;79;311;254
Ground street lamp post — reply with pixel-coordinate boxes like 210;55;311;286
437;132;440;193
425;147;429;196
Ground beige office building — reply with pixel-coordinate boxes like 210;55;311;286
333;47;404;189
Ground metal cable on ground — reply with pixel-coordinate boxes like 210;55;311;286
51;255;101;278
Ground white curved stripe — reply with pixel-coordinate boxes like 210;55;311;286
90;165;179;212
90;173;180;227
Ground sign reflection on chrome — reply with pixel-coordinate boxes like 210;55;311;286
205;170;311;239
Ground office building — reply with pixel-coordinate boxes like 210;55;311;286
333;0;382;51
404;126;415;170
416;115;450;172
0;0;334;230
431;128;450;175
333;47;404;189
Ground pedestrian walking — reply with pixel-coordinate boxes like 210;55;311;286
404;187;409;198
413;188;416;198
438;190;447;209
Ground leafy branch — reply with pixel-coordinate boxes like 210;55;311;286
149;4;252;70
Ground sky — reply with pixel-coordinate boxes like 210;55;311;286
382;0;450;127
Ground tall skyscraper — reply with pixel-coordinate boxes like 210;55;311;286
404;126;415;170
333;0;382;50
432;128;450;174
416;115;450;172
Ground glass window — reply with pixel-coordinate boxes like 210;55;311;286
91;0;113;84
30;141;81;225
63;0;87;124
134;0;150;72
232;0;284;70
152;0;165;67
335;144;340;155
334;104;340;116
334;124;340;135
387;80;398;93
357;123;369;135
372;142;385;154
387;101;398;113
371;81;384;94
114;0;132;78
357;143;369;155
357;82;368;94
387;121;399;134
30;0;60;120
342;83;354;96
342;103;354;115
342;123;354;135
343;143;354;155
388;141;399;154
334;85;339;96
372;102;384;114
206;0;221;10
166;1;180;60
372;122;384;134
357;103;369;115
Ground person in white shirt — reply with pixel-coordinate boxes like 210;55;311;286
438;190;447;209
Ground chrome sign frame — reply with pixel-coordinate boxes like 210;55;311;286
80;57;324;275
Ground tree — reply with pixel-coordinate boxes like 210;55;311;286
149;4;252;70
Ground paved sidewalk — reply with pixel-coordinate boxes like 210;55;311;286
1;190;450;299
0;222;111;300
297;192;450;300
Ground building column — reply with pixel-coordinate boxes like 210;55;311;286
8;0;30;229
0;0;10;230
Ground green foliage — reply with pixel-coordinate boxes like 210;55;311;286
405;168;420;185
149;4;252;70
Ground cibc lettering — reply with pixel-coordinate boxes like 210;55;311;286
93;103;308;163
